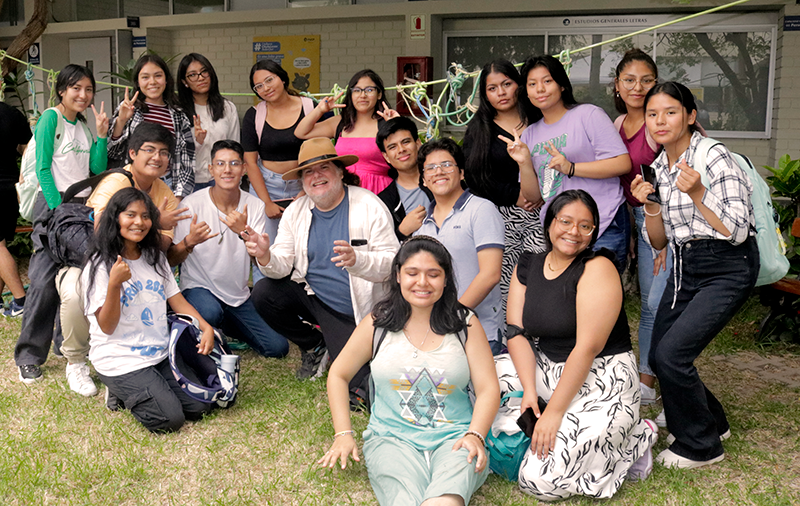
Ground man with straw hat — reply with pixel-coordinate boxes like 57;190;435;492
244;137;399;410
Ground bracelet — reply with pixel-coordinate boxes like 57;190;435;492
183;237;194;253
464;430;486;447
567;161;575;178
334;430;355;439
644;204;662;217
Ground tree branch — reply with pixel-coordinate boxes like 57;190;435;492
2;0;49;77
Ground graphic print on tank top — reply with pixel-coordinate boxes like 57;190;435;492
394;366;458;427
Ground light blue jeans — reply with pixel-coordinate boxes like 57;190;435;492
249;160;302;284
633;206;671;376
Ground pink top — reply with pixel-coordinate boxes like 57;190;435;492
335;136;392;194
615;115;658;207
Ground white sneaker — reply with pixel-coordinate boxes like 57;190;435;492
666;428;731;446
655;409;667;428
66;362;98;397
640;382;659;406
655;448;724;469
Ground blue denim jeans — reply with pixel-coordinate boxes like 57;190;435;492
249;161;302;284
633;206;671;376
183;287;289;358
593;203;629;275
650;237;758;461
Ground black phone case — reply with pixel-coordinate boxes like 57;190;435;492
516;396;548;437
640;164;660;204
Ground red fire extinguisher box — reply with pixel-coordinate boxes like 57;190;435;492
396;56;433;116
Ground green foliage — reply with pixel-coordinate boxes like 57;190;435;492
8;215;33;258
765;154;800;275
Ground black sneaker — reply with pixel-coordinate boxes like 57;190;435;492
296;345;327;380
18;364;43;384
104;387;123;411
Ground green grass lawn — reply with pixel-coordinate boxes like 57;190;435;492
1;293;798;505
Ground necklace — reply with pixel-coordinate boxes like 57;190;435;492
546;253;569;273
209;189;240;244
404;327;431;359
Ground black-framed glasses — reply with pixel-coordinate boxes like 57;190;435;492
618;77;656;91
422;161;457;174
351;86;378;96
185;69;210;82
554;217;595;236
138;147;171;160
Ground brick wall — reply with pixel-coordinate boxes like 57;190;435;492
163;19;405;120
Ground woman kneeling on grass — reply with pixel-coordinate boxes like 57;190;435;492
319;236;500;506
82;187;217;433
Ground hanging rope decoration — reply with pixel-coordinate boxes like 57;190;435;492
0;0;749;139
24;65;39;119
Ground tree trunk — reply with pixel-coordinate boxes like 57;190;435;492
1;0;49;77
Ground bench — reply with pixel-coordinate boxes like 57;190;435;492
15;225;32;234
758;218;800;341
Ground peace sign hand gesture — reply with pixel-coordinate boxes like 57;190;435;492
318;91;346;115
92;101;109;139
193;115;207;145
118;88;139;125
376;102;400;121
498;128;531;165
543;141;571;175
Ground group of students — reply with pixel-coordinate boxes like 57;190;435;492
4;47;760;505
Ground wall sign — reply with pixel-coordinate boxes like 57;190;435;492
253;35;320;96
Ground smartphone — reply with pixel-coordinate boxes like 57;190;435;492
350;239;368;247
516;396;549;438
640;164;660;204
273;198;293;209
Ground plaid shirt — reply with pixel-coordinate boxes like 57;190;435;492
108;104;195;197
645;131;754;248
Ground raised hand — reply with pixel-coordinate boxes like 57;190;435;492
109;255;132;288
675;160;703;197
398;205;426;237
157;197;191;230
184;214;218;250
193;115;207;145
118;88;139;126
630;175;655;205
498;128;531;165
243;224;271;260
92;102;109;138
318;91;346;115
220;204;248;236
376;101;400;121
542;141;570;174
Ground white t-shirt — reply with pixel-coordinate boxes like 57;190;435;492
173;188;266;307
83;255;180;377
193;100;241;184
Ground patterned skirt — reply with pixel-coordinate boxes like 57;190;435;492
497;206;546;313
493;350;656;500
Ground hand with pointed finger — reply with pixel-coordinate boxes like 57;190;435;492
542;141;570;174
158;197;191;230
193;115;207;145
92;102;109;138
243;224;271;259
318;91;346;115
331;240;356;268
221;204;248;236
118;88;139;125
498;128;532;165
376;102;400;120
185;214;218;249
109;255;131;288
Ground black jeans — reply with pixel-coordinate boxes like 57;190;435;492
650;237;758;461
98;359;214;433
251;276;368;392
14;193;62;366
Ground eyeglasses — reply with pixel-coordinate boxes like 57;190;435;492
253;75;278;93
554;217;595;236
138;147;171;160
185;69;210;82
212;160;243;168
351;86;378;96
619;77;657;91
422;161;457;174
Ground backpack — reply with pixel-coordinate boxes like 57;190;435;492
694;137;789;286
167;314;239;408
486;390;530;482
253;96;314;153
40;168;134;267
16;108;94;222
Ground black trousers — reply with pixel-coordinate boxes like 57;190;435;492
251;275;369;393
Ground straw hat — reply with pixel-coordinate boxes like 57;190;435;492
281;138;359;180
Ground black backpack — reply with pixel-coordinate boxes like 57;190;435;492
40;169;134;267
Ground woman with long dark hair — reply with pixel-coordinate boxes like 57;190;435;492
14;64;108;385
177;53;240;192
319;236;500;506
463;59;545;309
513;55;632;273
631;82;757;469
83;187;216;433
506;189;656;499
295;69;397;194
108;53;196;198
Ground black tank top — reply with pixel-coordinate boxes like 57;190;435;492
517;249;632;362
